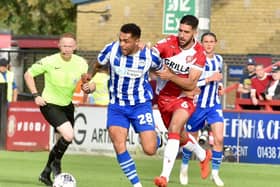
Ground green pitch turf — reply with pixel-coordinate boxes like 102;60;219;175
0;151;279;187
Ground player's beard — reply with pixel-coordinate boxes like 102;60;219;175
121;45;138;56
179;37;194;49
121;48;129;56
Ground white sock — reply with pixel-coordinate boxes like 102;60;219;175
133;182;142;187
181;162;189;170
212;169;219;176
183;133;206;161
160;139;180;181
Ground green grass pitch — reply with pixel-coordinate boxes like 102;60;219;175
0;151;278;187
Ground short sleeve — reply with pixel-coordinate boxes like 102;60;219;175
97;42;115;65
150;48;162;71
27;56;50;77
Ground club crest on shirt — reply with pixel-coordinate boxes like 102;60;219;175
138;60;146;67
186;55;194;63
73;79;79;85
181;101;189;108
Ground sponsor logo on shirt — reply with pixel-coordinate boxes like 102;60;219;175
114;66;143;78
138;60;146;67
186;56;194;63
163;58;190;73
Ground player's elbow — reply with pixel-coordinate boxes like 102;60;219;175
24;71;32;82
182;84;196;91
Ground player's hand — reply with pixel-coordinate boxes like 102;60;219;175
218;89;224;96
34;96;47;106
208;72;223;82
82;83;92;94
81;82;96;94
183;87;201;99
155;64;174;80
81;73;91;83
218;84;224;96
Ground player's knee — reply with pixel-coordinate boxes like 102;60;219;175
63;134;74;142
214;135;224;147
57;122;74;142
143;149;156;156
142;144;157;155
110;138;127;153
114;144;127;153
63;131;74;142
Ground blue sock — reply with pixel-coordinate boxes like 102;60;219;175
212;150;223;170
117;150;140;185
182;147;192;165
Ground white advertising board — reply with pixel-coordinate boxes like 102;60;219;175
67;105;167;155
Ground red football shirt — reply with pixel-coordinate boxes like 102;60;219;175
154;35;206;97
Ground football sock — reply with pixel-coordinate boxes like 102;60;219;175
212;150;223;172
45;149;56;168
181;147;192;165
117;150;140;185
160;132;180;181
182;132;206;161
133;182;142;187
46;137;71;168
55;137;71;160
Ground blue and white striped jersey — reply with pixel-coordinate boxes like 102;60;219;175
196;54;223;108
97;41;162;106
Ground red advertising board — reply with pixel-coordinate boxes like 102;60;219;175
0;33;11;48
6;102;50;151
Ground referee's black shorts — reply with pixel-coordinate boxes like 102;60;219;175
40;102;75;129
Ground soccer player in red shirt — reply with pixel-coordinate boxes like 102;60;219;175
153;15;212;187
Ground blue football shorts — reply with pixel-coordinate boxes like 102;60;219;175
107;102;155;133
186;104;224;132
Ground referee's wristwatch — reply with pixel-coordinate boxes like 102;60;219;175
32;93;40;99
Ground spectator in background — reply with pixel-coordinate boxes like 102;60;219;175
250;64;272;106
265;65;280;100
88;63;109;105
0;58;18;102
237;58;256;98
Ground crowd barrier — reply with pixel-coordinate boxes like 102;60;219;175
4;102;280;164
235;98;280;111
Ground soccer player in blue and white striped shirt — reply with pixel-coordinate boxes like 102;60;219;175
180;32;225;187
95;23;162;187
